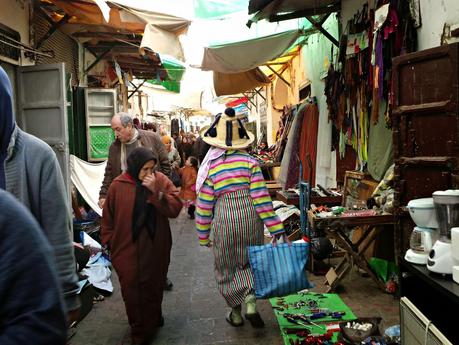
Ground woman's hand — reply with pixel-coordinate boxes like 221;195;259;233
142;173;156;192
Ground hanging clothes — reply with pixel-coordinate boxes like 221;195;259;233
368;101;393;181
299;102;319;186
279;106;302;189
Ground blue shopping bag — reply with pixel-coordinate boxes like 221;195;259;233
248;242;311;299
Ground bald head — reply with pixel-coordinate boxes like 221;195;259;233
111;113;135;143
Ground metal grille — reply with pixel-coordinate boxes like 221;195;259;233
34;13;79;85
0;24;20;61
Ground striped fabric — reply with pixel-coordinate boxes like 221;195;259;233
196;150;284;246
248;242;311;299
212;189;264;307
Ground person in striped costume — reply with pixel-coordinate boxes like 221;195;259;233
195;107;286;328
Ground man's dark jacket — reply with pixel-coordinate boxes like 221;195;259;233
99;129;170;198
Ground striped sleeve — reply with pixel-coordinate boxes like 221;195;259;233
195;177;215;246
249;161;285;236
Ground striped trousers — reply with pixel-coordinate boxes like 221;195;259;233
212;189;264;307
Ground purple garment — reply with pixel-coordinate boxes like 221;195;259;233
383;8;399;40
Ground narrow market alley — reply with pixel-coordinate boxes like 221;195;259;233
69;210;399;345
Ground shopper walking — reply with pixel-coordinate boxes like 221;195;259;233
0;190;67;345
101;147;182;345
0;66;80;323
162;135;182;169
195;108;285;328
179;156;198;219
98;113;173;290
99;113;170;208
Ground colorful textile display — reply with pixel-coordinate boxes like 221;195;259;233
324;1;417;171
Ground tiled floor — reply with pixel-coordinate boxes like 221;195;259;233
69;210;399;345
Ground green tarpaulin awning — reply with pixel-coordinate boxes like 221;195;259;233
147;56;186;93
193;0;249;19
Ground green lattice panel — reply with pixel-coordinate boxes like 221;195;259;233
89;126;114;160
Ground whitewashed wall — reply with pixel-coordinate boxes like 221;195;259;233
301;14;338;188
0;0;33;66
417;0;459;50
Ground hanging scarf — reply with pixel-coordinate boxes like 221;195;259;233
195;146;225;194
0;67;15;189
126;147;157;242
120;129;140;172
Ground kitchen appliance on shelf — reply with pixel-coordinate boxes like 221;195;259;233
451;227;459;283
405;198;439;265
427;190;459;274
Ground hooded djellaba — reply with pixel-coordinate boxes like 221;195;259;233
0;66;80;319
101;147;182;345
195;107;286;329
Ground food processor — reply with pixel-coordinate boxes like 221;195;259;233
404;198;439;265
427;190;459;274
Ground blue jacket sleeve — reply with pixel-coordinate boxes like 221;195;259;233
38;149;80;312
0;190;67;345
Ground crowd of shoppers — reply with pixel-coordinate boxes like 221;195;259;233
0;61;282;344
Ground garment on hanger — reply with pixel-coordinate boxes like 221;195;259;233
299;103;319;186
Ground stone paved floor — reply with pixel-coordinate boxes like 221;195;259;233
69;210;399;345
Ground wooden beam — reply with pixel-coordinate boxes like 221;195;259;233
319;13;332;25
264;62;288;66
306;15;339;47
84;45;113;74
243;92;257;109
85;45;140;55
254;87;266;101
106;55;161;66
128;79;147;99
35;5;57;26
35;13;70;49
269;3;341;22
73;32;142;40
266;65;291;87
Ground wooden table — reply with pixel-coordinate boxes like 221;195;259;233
308;210;395;292
260;162;281;180
266;181;282;197
276;190;342;207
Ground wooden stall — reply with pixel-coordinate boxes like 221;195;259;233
392;42;459;343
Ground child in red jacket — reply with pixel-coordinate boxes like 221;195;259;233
179;156;198;219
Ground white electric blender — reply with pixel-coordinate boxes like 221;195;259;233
427;190;459;274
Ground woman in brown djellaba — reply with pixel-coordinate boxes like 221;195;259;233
102;147;182;345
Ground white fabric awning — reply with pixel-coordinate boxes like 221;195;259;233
120;5;191;61
201;29;302;74
70;155;106;216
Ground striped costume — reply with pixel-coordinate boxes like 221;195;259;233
196;150;284;307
